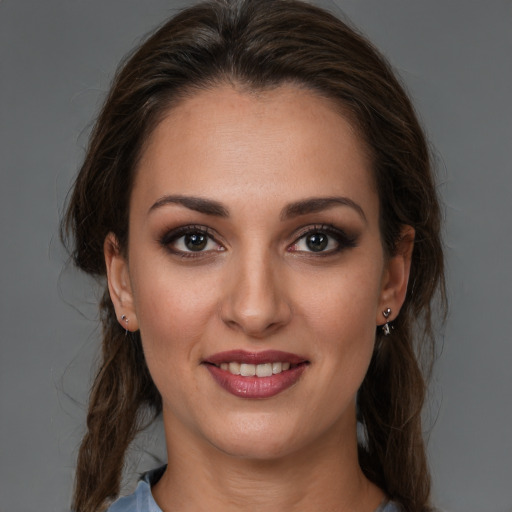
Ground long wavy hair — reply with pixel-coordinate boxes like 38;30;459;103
62;1;446;510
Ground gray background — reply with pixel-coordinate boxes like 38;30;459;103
1;1;511;511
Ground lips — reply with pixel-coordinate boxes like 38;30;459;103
203;350;309;399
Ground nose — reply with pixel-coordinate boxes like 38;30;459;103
220;250;292;338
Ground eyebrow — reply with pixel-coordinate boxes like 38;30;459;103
280;197;367;223
148;194;366;223
149;195;229;217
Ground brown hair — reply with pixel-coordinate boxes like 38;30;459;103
62;1;446;510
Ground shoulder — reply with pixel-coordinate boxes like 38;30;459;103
106;490;139;512
106;466;166;512
375;501;446;512
377;501;404;512
377;502;443;512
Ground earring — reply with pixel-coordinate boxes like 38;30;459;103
382;308;392;336
121;314;129;335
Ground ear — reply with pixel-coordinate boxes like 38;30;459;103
104;233;139;332
376;225;415;325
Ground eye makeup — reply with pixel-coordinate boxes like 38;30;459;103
157;221;359;261
288;223;359;256
158;224;225;259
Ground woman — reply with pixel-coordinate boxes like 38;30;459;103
62;0;445;511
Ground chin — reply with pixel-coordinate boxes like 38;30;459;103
203;414;322;462
214;436;298;461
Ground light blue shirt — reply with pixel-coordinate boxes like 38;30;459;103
106;466;402;512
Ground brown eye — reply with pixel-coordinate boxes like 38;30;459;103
305;232;328;252
184;232;208;251
289;225;358;255
160;225;225;257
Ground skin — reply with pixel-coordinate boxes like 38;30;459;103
105;84;414;511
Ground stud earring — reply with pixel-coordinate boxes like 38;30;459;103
121;314;129;335
382;308;392;336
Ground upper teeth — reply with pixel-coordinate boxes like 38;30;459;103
219;362;291;377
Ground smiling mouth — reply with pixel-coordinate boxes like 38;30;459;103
209;361;303;377
203;350;309;398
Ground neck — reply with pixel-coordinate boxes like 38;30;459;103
152;410;385;512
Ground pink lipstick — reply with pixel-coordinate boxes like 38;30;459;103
203;350;308;399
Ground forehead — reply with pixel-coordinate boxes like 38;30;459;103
133;84;377;218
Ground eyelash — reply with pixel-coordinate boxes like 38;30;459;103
288;224;358;256
159;223;357;259
159;225;223;259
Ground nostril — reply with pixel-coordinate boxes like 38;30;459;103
219;263;293;336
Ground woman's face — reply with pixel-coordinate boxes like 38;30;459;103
106;84;411;460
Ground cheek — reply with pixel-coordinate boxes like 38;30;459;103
295;258;383;380
130;262;221;364
131;266;221;416
299;261;383;334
